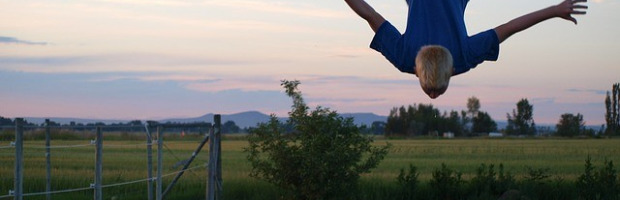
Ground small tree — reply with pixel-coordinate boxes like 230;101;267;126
397;164;419;199
370;121;386;135
506;98;536;136
472;112;497;134
555;113;585;137
0;116;13;126
576;156;619;200
467;96;481;120
605;83;620;136
222;120;240;133
245;80;390;199
430;163;465;200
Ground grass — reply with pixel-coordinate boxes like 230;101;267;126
2;136;620;199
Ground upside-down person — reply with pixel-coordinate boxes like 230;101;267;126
344;0;588;99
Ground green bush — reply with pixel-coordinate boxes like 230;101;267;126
597;159;619;200
430;163;465;200
577;156;619;200
245;80;390;199
397;164;419;199
468;163;515;199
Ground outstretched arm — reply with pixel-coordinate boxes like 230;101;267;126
345;0;386;32
494;0;588;43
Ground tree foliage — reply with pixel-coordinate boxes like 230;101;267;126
0;116;13;126
245;80;390;199
605;83;620;136
385;97;498;137
467;96;481;119
576;156;619;199
555;113;585;137
222;120;240;133
506;98;536;136
472;111;497;134
385;104;462;137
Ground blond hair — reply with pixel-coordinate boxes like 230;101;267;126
415;45;453;96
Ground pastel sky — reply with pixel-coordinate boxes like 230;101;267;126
1;0;618;125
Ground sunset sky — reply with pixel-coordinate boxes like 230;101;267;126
1;0;618;126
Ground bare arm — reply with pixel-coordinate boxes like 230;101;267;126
345;0;386;32
494;0;588;43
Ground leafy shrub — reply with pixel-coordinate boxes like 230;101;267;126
524;166;551;183
430;163;465;200
577;156;598;200
518;166;552;198
597;159;619;200
397;164;419;199
577;156;619;200
469;163;515;199
245;80;390;199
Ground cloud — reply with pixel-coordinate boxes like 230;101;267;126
307;97;386;104
567;88;607;95
0;53;256;73
202;0;348;19
0;70;291;119
0;36;47;45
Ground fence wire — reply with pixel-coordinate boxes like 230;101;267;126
0;163;208;199
24;143;94;149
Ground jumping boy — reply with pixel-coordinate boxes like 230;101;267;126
345;0;588;99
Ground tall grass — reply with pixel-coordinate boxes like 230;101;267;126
1;137;620;199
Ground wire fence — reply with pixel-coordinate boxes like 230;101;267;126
0;164;207;199
0;116;223;200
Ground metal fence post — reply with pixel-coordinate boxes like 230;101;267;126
146;122;154;200
94;127;103;200
156;126;163;200
45;119;52;200
14;118;23;200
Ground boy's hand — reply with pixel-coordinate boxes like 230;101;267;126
555;0;588;24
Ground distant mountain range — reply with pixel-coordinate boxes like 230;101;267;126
24;111;388;128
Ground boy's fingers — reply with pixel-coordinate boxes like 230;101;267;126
573;5;588;9
572;11;587;15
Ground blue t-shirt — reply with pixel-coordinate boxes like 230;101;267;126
370;0;500;75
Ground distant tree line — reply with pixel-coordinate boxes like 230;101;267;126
385;97;497;137
384;93;614;138
0;116;245;134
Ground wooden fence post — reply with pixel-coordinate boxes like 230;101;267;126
14;118;23;200
215;115;222;200
207;114;222;200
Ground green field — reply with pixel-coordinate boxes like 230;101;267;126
2;138;620;199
